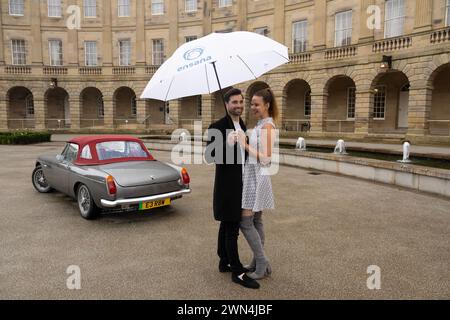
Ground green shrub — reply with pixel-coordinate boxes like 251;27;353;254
0;131;51;145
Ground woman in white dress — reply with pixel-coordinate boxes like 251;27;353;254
237;88;278;280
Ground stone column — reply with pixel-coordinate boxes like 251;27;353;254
274;0;285;44
313;0;327;49
102;0;113;66
0;5;5;65
203;0;212;35
310;92;327;134
354;90;373;135
0;98;7;129
103;97;114;129
136;99;147;129
168;0;179;56
69;97;81;130
407;86;433;136
201;94;214;129
359;0;375;43
30;0;43;65
34;98;47;130
168;99;181;126
414;0;432;32
272;88;285;128
237;0;248;31
136;0;146;66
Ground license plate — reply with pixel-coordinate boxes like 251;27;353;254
139;198;171;211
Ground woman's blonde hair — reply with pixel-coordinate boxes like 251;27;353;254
253;88;279;123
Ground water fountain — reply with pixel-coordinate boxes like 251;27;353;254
296;137;306;151
398;141;412;163
179;132;188;142
334;139;348;155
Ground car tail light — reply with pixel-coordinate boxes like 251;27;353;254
106;175;117;195
181;168;190;185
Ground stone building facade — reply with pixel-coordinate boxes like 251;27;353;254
1;0;450;143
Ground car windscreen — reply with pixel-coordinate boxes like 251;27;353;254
95;141;149;161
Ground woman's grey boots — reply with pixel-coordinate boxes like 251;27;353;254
240;214;271;280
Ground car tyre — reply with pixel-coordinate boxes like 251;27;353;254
77;184;99;220
32;166;53;193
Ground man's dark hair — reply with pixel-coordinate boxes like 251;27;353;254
224;88;243;103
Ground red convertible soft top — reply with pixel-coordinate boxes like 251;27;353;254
69;135;155;166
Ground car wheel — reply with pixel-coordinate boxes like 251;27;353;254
77;184;99;220
32;166;53;193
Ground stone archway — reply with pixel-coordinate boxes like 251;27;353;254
283;79;312;132
45;87;70;129
80;87;104;129
113;87;137;128
145;99;167;125
324;75;356;133
370;70;410;134
7;86;35;129
429;63;450;136
179;95;202;127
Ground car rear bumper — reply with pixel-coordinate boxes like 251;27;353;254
100;188;191;208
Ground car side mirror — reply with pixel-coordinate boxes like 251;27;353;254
56;155;64;162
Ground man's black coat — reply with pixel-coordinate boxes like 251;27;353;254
206;116;247;222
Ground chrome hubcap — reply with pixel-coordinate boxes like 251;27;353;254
78;186;90;215
34;169;48;190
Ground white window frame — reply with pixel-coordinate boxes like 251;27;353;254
9;0;24;16
49;39;63;66
373;86;386;120
25;94;34;118
151;0;164;15
219;0;232;8
11;39;26;65
185;36;197;43
118;0;130;17
97;95;104;118
119;39;131;66
446;0;450;27
304;90;312;118
197;96;202;117
335;10;352;47
254;27;268;37
152;39;164;65
84;0;97;18
347;87;356;120
185;0;197;13
292;20;308;53
384;0;405;38
84;41;98;66
131;96;137;117
48;0;62;18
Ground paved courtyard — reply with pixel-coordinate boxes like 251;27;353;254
0;142;449;300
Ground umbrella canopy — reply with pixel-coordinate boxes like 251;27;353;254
140;31;289;101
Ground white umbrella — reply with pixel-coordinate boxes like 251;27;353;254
140;31;289;106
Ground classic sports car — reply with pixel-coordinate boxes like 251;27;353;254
32;135;191;220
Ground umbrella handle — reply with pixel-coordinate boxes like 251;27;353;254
211;61;235;130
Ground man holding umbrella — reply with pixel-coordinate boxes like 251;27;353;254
205;88;260;289
140;31;289;289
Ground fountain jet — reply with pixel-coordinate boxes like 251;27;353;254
334;139;348;155
398;141;412;163
296;137;306;151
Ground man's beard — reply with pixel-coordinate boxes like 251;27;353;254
228;109;243;117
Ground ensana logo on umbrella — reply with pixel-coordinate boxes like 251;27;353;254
178;47;212;72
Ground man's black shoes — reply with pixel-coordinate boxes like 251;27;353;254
232;273;260;289
219;264;249;273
